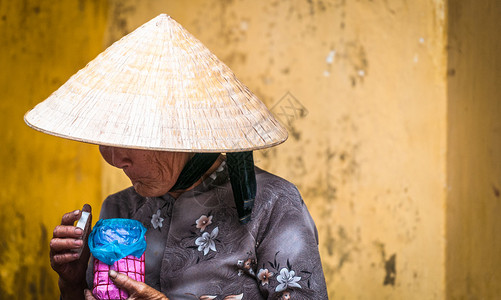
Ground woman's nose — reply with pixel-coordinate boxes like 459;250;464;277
99;146;131;169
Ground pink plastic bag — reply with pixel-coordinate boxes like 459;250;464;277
92;253;145;300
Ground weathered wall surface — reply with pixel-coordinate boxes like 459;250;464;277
446;0;501;298
0;1;108;298
100;1;448;299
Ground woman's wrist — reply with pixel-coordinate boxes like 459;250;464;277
59;277;87;300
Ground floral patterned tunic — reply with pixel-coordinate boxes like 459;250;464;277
93;162;328;299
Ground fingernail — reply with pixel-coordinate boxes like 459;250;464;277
75;228;83;235
75;240;83;246
74;210;80;215
109;269;117;279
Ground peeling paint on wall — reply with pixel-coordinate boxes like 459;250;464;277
384;254;397;286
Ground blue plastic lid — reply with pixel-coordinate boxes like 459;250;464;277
88;218;147;265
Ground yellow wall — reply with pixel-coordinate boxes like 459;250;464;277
446;0;501;298
2;0;500;299
0;1;108;298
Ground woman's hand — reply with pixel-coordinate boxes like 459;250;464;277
50;204;92;299
84;270;169;300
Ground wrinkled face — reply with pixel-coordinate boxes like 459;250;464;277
99;146;192;197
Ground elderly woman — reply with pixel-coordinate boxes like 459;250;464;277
26;15;327;300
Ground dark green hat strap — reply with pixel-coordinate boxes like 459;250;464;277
170;151;257;225
226;151;256;224
170;153;221;191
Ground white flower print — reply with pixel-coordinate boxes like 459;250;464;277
195;226;219;255
275;267;301;292
151;209;164;229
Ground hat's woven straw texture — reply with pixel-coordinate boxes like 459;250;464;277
25;14;287;152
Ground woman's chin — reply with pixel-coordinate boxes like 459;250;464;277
133;183;167;198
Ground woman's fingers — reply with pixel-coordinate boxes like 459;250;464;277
56;204;92;238
60;204;91;226
53;225;84;238
109;270;146;294
61;209;82;225
49;205;93;287
50;237;83;251
109;270;168;299
51;252;80;265
82;203;92;213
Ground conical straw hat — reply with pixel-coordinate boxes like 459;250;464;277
24;14;288;152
